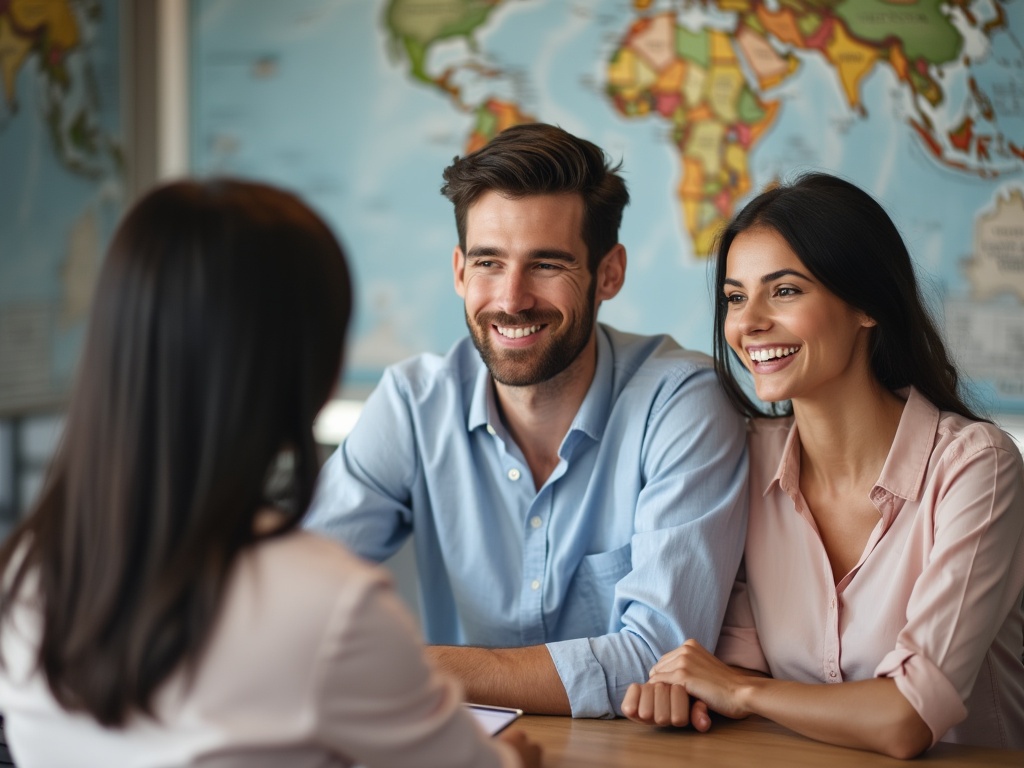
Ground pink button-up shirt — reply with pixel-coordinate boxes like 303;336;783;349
716;387;1024;749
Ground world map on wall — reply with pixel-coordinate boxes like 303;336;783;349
0;0;122;415
190;0;1024;411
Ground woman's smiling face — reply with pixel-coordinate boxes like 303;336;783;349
722;226;876;406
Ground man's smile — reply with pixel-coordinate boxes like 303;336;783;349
495;324;543;339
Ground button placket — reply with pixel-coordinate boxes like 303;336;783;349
519;487;551;645
824;590;841;683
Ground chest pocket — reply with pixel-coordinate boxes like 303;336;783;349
574;544;633;634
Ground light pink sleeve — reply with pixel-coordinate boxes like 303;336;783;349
715;563;770;675
311;574;520;768
874;434;1024;744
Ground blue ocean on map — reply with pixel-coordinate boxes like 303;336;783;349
185;0;1023;411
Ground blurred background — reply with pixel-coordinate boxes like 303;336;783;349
3;0;1024;544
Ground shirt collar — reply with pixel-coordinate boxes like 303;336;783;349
567;325;614;443
464;325;615;446
467;359;495;433
874;386;938;502
766;420;802;499
764;386;938;506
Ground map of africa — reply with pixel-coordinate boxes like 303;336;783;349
0;0;1020;416
129;0;1024;415
0;0;122;415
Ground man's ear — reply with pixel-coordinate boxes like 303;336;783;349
595;244;626;302
453;245;467;298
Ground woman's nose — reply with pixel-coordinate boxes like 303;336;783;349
735;296;771;335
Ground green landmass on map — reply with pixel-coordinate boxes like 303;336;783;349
380;0;1020;255
385;0;501;84
0;0;120;179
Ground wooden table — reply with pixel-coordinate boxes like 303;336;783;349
511;714;1024;767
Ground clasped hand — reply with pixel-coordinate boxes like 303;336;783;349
621;639;754;731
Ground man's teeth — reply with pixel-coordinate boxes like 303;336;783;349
497;325;541;339
749;346;799;363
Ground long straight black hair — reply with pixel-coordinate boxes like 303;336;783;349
0;179;351;726
711;172;985;422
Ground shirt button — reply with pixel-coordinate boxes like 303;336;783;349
830;598;836;609
530;516;542;529
531;579;541;590
486;424;496;435
829;671;837;678
508;468;521;481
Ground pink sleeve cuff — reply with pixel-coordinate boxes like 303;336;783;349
715;626;770;675
875;648;967;745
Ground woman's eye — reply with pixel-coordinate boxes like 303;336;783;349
724;293;745;305
776;286;800;297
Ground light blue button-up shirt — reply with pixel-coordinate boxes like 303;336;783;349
306;324;748;717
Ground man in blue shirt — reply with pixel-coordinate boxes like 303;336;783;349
306;123;748;718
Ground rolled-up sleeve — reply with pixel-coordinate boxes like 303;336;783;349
874;435;1024;744
874;647;966;742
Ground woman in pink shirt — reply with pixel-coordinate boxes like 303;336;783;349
622;172;1024;756
0;180;539;768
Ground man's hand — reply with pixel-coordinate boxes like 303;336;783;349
621;681;708;729
621;639;754;729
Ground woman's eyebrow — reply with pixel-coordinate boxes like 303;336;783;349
724;268;812;287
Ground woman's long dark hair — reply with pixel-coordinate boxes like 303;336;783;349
0;179;351;726
711;172;985;422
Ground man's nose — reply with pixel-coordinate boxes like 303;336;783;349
498;267;535;314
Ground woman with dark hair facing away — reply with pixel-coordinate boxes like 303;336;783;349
0;180;539;768
622;172;1024;756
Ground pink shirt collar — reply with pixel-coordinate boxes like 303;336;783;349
764;387;939;526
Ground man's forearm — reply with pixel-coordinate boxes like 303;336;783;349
426;644;572;715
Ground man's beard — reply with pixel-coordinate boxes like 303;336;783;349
466;285;597;387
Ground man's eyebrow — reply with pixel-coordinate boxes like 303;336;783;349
465;247;579;263
530;249;577;263
466;246;503;259
724;268;812;287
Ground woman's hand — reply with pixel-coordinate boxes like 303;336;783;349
621;639;756;729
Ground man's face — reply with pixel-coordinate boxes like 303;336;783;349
453;191;599;387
